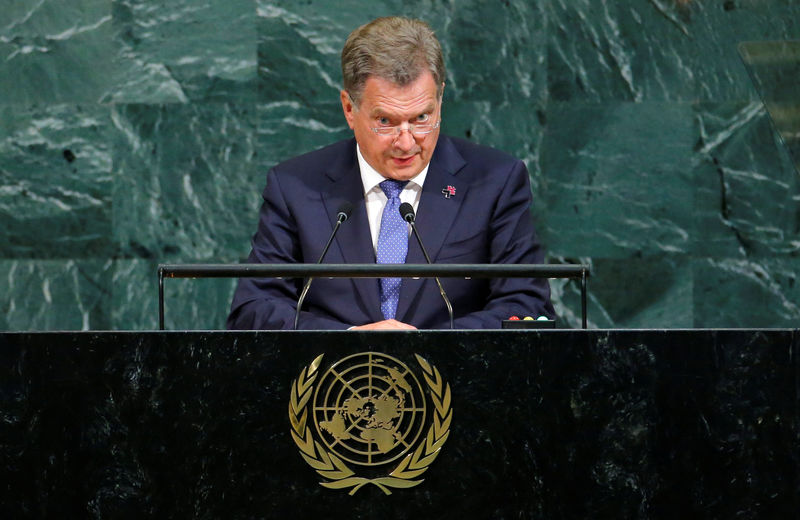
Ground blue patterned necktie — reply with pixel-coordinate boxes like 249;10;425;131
376;179;409;320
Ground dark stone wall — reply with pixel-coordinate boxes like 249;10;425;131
1;1;799;330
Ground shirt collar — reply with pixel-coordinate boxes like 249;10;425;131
357;144;429;195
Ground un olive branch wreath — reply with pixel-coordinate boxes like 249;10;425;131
288;353;452;495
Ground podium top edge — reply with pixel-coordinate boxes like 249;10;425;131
157;263;590;279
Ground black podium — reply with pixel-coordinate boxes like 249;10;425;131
1;330;798;518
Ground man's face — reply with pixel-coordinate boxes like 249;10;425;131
341;71;442;181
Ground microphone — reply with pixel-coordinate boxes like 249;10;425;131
294;202;353;330
399;202;454;329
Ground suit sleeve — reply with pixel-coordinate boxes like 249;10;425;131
451;159;554;329
226;168;351;330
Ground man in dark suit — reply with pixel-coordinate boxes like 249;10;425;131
227;16;553;330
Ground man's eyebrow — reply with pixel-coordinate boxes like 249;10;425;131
368;107;391;118
418;103;437;114
369;103;437;118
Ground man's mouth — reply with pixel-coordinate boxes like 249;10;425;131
391;155;416;166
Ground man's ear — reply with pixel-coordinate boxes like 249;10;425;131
341;90;355;130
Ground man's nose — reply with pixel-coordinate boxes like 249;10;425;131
393;124;416;150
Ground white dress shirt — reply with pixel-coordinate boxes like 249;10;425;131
357;144;429;253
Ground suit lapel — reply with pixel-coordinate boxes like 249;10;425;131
321;140;383;322
396;137;467;322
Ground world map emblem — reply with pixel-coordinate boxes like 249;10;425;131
288;352;452;495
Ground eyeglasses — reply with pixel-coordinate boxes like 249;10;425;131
370;120;440;136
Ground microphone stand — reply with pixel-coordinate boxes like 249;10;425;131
401;204;454;330
294;206;351;330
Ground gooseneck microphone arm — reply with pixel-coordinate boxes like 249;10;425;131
399;202;454;330
293;202;353;330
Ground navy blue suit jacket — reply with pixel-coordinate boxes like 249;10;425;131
226;135;554;330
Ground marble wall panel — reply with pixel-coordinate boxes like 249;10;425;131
437;0;547;105
551;254;692;329
0;104;112;258
443;101;546;173
547;0;800;102
161;276;239;330
0;0;116;105
0;260;111;330
686;0;800;101
540;101;694;258
255;101;351;174
111;259;236;330
692;101;800;258
107;0;257;104
111;102;259;262
694;257;800;327
256;2;349;105
739;41;800;174
546;270;589;329
110;259;157;329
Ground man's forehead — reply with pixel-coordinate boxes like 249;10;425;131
363;71;437;93
361;73;439;113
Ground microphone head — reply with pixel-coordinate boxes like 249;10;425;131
336;201;354;222
399;202;415;223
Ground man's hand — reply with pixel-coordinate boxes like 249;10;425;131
350;319;417;330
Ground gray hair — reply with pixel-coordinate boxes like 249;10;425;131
341;17;445;106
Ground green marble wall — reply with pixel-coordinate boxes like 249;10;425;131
2;0;799;330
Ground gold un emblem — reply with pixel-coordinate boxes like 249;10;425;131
289;352;452;495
